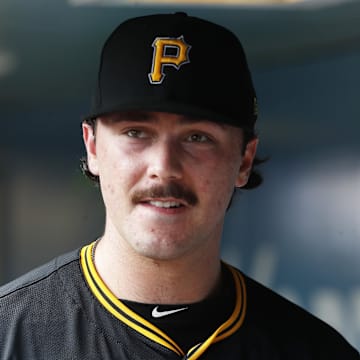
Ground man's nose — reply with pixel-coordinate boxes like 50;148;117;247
146;138;183;181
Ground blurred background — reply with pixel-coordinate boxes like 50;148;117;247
0;0;359;350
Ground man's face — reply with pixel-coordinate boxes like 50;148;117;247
83;111;257;262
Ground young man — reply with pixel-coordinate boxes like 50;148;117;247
0;12;358;359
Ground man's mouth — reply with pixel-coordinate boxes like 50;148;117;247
148;200;182;209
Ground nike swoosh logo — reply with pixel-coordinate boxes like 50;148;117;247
151;306;188;318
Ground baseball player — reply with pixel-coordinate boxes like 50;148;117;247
0;12;358;359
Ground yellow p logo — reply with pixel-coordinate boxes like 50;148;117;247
148;36;191;84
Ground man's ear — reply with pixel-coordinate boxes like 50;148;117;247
235;137;258;188
82;122;99;176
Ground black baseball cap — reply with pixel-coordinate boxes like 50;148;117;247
85;12;258;129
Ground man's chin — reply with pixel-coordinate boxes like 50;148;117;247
130;238;191;263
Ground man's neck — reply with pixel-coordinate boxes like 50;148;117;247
93;235;222;305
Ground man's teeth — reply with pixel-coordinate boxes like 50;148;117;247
149;200;181;208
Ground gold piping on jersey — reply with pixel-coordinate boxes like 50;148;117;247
80;244;183;356
80;242;247;359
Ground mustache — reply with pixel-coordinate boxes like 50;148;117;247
131;182;198;206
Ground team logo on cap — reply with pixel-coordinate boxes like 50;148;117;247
148;36;191;84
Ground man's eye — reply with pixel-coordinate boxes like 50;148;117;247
187;133;210;143
126;129;147;138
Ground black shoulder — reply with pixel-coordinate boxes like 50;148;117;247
0;248;80;299
241;272;359;358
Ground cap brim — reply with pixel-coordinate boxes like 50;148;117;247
83;99;250;129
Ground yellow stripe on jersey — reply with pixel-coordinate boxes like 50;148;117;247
80;244;184;356
185;267;247;359
80;242;247;359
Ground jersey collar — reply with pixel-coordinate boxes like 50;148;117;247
80;242;247;359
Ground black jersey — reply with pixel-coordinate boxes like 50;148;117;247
0;242;358;359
